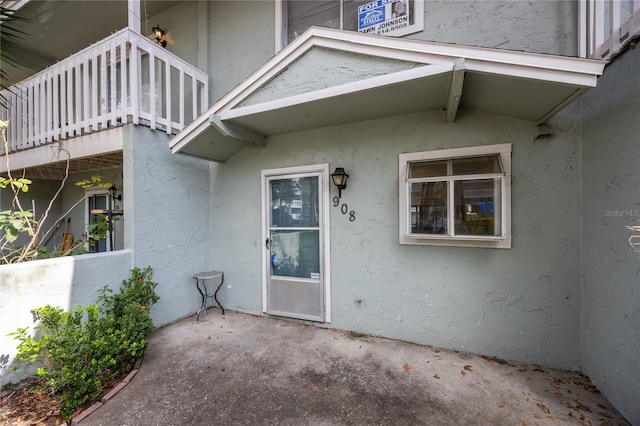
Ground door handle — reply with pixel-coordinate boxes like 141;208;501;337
265;238;270;249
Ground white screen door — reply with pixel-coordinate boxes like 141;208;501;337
262;165;330;322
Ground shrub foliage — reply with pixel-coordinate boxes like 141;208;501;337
10;266;159;420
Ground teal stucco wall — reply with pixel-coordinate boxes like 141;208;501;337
416;0;577;56
123;125;212;327
151;0;276;105
209;107;585;370
580;45;640;425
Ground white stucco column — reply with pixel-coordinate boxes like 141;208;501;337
128;0;141;33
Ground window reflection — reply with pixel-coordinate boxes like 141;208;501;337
408;155;503;238
410;181;448;234
454;179;501;236
270;230;320;279
270;177;319;228
269;176;321;279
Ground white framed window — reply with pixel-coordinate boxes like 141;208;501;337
399;144;512;249
276;0;424;49
85;189;111;253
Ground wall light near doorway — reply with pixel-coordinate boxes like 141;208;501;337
330;167;349;198
152;25;167;48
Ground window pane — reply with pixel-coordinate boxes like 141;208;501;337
287;0;416;42
94;195;107;210
89;195;109;253
451;155;501;175
410;181;448;234
271;176;319;228
270;230;320;279
409;160;448;178
453;179;501;236
343;0;366;31
287;0;340;42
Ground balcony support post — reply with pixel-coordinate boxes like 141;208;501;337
128;0;141;34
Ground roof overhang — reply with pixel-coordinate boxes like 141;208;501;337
169;27;606;163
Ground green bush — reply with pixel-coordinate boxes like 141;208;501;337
9;266;159;420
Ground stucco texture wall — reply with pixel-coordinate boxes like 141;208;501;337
416;0;577;56
149;2;199;67
123;125;211;327
580;46;640;425
210;108;584;370
151;1;275;107
207;1;276;103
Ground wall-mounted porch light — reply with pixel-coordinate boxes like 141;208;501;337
108;184;122;205
152;24;167;48
330;167;349;199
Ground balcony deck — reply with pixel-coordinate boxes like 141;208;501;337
1;27;208;178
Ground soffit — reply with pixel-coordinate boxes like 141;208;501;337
169;27;606;163
1;152;123;181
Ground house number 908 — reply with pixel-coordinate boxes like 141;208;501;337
333;196;356;222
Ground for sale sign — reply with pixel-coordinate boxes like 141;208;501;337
358;0;409;34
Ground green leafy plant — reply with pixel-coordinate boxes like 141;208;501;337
9;267;159;420
85;212;119;249
0;209;35;243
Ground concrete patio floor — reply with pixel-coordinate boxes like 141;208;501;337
79;310;629;425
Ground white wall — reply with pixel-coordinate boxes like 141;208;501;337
580;45;640;425
0;250;134;389
209;107;585;370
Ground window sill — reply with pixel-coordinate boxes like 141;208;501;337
400;235;511;249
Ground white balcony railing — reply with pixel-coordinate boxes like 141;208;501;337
580;0;640;59
0;28;208;154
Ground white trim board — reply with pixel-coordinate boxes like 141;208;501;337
1;126;124;174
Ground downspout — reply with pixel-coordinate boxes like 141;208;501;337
577;96;585;370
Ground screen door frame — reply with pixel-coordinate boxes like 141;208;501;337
261;163;332;323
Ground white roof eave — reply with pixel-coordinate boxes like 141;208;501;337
169;27;606;162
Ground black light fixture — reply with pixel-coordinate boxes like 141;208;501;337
108;184;122;204
152;25;167;48
330;167;349;198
